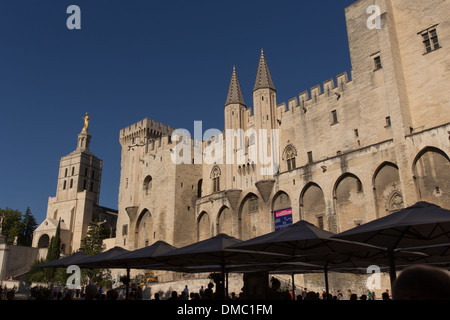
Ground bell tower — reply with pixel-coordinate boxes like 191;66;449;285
55;112;102;205
32;113;105;253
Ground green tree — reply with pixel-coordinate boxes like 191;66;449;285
80;221;109;255
46;218;61;262
80;221;111;285
18;207;37;246
0;207;24;244
43;219;62;282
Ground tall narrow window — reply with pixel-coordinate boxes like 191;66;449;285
307;151;313;164
197;179;203;198
385;116;391;127
317;216;324;229
211;166;221;193
331;110;338;124
374;56;382;70
64;168;68;177
143;176;152;195
213;177;220;192
63;180;67;190
70;179;73;188
421;27;440;53
249;197;259;212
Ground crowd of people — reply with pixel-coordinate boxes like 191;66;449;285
0;285;17;300
1;265;449;300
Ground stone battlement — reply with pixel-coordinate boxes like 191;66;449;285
120;118;175;142
277;70;353;115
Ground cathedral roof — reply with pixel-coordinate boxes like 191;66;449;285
253;49;275;92
225;66;246;107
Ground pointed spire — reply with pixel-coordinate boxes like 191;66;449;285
225;65;246;107
253;48;275;92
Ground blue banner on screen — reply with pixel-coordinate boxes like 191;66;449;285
274;208;293;230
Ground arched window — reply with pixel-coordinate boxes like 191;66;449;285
70;179;73;188
211;166;221;192
143;176;152;195
283;145;297;171
63;180;67;190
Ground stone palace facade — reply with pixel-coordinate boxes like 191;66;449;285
113;0;450;251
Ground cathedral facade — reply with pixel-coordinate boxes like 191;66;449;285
115;0;449;251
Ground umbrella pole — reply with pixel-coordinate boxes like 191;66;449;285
126;267;130;300
226;271;229;299
324;263;329;300
291;273;295;300
221;265;226;299
387;249;397;286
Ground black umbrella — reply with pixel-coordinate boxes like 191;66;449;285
159;233;286;266
75;246;132;298
332;201;450;283
76;246;130;269
226;220;391;297
158;233;287;298
39;251;90;268
106;240;179;270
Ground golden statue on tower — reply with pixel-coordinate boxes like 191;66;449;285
82;112;90;133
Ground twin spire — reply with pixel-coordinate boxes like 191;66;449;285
225;66;246;107
225;49;275;107
253;48;275;92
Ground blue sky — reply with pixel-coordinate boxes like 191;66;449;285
0;0;356;225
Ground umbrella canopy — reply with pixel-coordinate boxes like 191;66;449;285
227;220;385;257
158;233;288;298
39;251;90;268
332;201;450;283
76;246;130;269
226;220;391;296
159;233;286;267
332;202;450;249
106;240;179;269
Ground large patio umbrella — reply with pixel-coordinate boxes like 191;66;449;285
332;201;450;283
76;246;130;269
75;246;132;298
105;240;178;269
157;233;288;298
39;251;90;268
226;220;421;296
158;233;287;266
